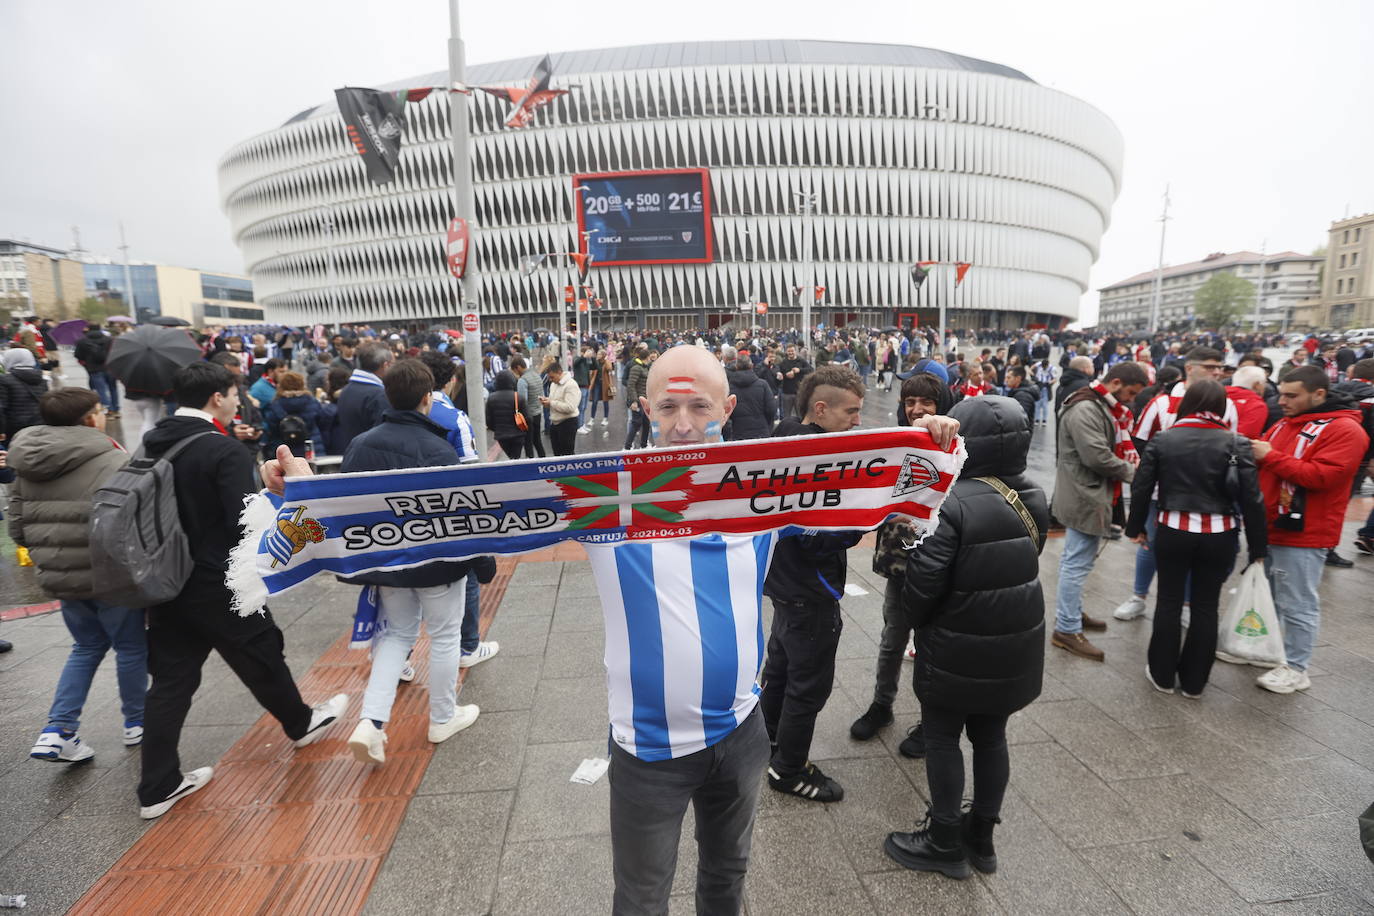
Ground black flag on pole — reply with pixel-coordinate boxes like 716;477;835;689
334;87;407;184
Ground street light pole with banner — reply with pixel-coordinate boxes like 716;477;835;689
446;4;486;458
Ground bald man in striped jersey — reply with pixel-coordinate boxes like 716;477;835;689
594;344;957;914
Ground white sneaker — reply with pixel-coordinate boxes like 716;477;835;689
459;641;500;669
30;729;94;763
599;418;609;426
123;725;144;747
399;661;416;683
1256;665;1311;695
578;425;591;434
428;705;480;743
294;693;349;748
139;766;213;819
347;720;388;765
1113;595;1147;621
1145;664;1174;695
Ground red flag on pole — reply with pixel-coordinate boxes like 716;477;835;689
446;217;469;279
477;55;568;129
570;252;593;283
955;263;972;286
814;286;826;302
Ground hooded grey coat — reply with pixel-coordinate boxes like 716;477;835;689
7;424;129;599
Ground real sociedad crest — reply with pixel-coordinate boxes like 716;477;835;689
893;453;940;497
267;506;327;569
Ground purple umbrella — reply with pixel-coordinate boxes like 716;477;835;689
49;318;89;346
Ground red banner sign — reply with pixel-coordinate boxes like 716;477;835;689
446;218;469;279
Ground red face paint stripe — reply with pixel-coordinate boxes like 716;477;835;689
668;377;696;382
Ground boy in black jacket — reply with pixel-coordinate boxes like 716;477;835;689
341;359;496;766
136;362;348;820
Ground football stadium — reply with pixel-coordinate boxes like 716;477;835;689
218;40;1123;331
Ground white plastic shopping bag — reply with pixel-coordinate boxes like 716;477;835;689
1216;562;1286;668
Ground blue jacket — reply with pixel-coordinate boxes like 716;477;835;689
263;394;327;457
334;378;388;453
340;409;475;588
248;375;277;406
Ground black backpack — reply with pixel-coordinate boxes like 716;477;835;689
279;412;309;452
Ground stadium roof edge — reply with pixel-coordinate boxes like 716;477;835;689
281;39;1033;126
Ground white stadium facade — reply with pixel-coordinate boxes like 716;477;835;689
218;40;1123;333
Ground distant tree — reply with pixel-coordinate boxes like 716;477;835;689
77;296;121;324
1193;272;1255;329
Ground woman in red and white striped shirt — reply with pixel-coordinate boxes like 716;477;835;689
1125;380;1268;697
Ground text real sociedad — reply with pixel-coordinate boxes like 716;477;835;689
339;456;890;550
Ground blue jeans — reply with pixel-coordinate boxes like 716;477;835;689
1359;505;1374;539
577;387;589;426
88;370;120;411
462;568;480;653
1265;545;1325;672
48;600;147;731
588;393;611;419
1054;527;1101;634
1133;506;1159;596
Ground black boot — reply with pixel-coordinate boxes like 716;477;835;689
960;811;1000;874
898;721;926;759
885;815;971;879
849;702;893;740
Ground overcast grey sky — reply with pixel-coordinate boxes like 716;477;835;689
2;0;1370;324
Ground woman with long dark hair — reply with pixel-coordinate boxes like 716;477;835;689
1125;379;1267;697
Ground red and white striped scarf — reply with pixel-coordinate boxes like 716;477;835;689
1266;417;1335;522
1090;381;1139;503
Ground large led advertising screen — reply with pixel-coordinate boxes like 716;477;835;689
572;169;713;266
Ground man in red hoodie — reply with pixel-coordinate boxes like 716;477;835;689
1227;365;1271;439
1250;365;1369;694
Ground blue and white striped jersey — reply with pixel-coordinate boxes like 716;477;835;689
427;391;479;462
586;532;777;761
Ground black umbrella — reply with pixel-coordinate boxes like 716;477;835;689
106;325;203;396
883;326;901;334
149;315;191;327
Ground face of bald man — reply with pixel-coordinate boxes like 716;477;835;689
642;346;736;446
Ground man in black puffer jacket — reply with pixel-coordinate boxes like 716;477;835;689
886;395;1048;881
725;356;776;439
341;359;495;765
1054;356;1094;415
1003;365;1040;428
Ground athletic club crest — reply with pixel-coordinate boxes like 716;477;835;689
892;453;940;497
681;231;693;243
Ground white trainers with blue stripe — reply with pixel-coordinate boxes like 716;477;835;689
31;729;95;763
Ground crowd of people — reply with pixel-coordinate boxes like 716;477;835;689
1;311;1371;908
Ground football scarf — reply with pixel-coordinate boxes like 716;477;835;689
1267;417;1334;530
227;427;965;616
1089;381;1140;504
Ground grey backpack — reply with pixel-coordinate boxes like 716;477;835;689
89;431;219;607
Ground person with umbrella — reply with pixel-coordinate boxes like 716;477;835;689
74;324;119;419
106;326;203;444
